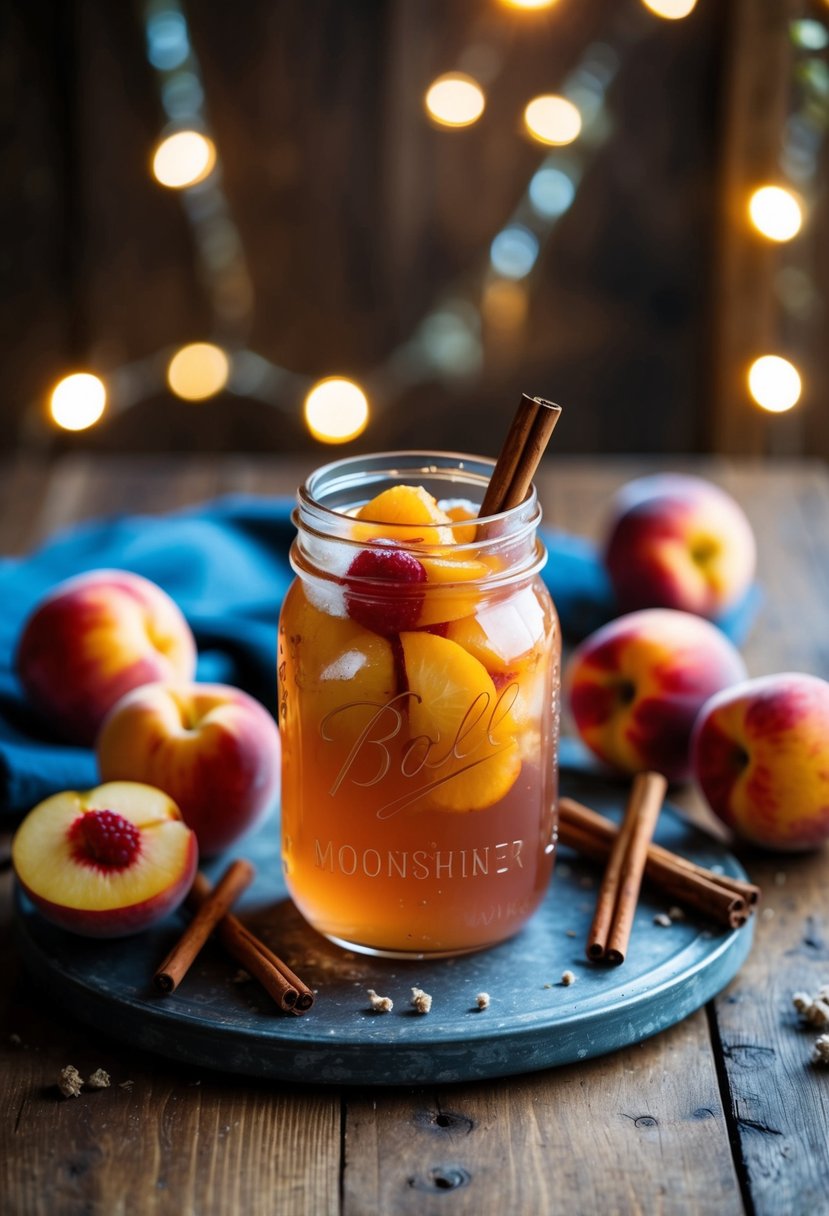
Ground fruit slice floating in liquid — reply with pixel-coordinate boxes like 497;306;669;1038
400;631;521;813
352;484;453;546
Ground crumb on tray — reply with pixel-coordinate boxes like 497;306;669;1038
411;987;432;1014
366;989;393;1013
57;1066;84;1099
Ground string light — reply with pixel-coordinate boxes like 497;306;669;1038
490;226;539;279
747;356;802;413
304;378;370;443
748;186;803;242
425;74;486;128
167;343;230;400
49;374;107;432
640;0;698;18
529;165;577;217
523;95;582;145
482;280;529;331
152;130;217;188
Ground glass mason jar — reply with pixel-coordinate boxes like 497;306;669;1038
277;451;560;958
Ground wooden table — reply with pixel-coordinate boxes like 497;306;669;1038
2;455;828;1216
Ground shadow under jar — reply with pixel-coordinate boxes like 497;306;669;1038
278;451;560;958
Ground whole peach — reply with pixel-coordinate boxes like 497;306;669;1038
692;673;829;850
567;608;747;781
96;682;280;856
12;781;198;938
603;474;756;618
16;569;197;746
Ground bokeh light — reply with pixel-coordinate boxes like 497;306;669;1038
304;378;370;443
167;343;230;400
499;0;558;8
747;356;802;413
529;165;576;218
152;130;217;188
482;280;529;331
641;0;698;18
490;226;539;279
748;186;803;242
49;373;107;432
523;95;582;146
425;74;486;128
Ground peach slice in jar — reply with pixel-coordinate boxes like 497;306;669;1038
399;631;521;813
351;484;453;546
416;554;491;627
285;582;397;722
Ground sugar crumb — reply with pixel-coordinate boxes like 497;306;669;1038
474;992;490;1010
812;1034;829;1065
565;929;577;938
118;1079;135;1091
411;987;432;1014
793;988;829;1028
57;1065;83;1099
366;988;393;1014
668;906;685;922
561;970;576;987
86;1068;110;1090
760;907;776;922
653;912;673;928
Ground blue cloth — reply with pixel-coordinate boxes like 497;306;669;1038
0;495;759;819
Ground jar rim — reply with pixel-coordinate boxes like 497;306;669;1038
298;448;538;530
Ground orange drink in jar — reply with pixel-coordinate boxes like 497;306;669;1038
278;452;560;957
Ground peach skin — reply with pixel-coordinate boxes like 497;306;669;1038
567;608;747;782
16;569;197;746
604;474;756;619
692;673;829;851
96;681;280;856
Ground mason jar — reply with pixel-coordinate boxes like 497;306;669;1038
277;451;560;958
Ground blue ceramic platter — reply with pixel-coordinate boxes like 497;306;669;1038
13;771;754;1086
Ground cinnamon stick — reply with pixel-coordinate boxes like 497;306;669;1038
154;859;255;993
559;796;758;927
479;394;562;517
188;872;315;1014
586;772;667;965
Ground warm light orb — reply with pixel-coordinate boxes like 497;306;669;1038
748;186;803;242
152;130;217;188
425;74;486;128
523;95;581;146
167;343;230;401
304;378;370;444
49;373;107;432
499;0;558;8
747;355;802;413
641;0;698;18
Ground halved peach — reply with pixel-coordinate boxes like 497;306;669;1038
12;782;198;937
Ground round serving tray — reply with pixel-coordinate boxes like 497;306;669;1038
14;773;754;1086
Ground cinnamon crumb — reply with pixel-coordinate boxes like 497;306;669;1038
668;906;685;922
366;989;393;1013
411;987;432;1014
792;987;829;1028
118;1080;135;1091
561;970;576;986
578;876;594;889
812;1034;829;1065
231;969;252;985
565;929;577;938
86;1069;110;1090
653;912;673;928
774;871;787;887
57;1065;83;1098
9;1033;22;1049
475;992;490;1010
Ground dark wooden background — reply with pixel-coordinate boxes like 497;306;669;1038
2;0;826;460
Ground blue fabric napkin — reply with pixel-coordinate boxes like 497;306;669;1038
0;495;759;820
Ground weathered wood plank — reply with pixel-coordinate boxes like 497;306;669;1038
343;1013;743;1216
